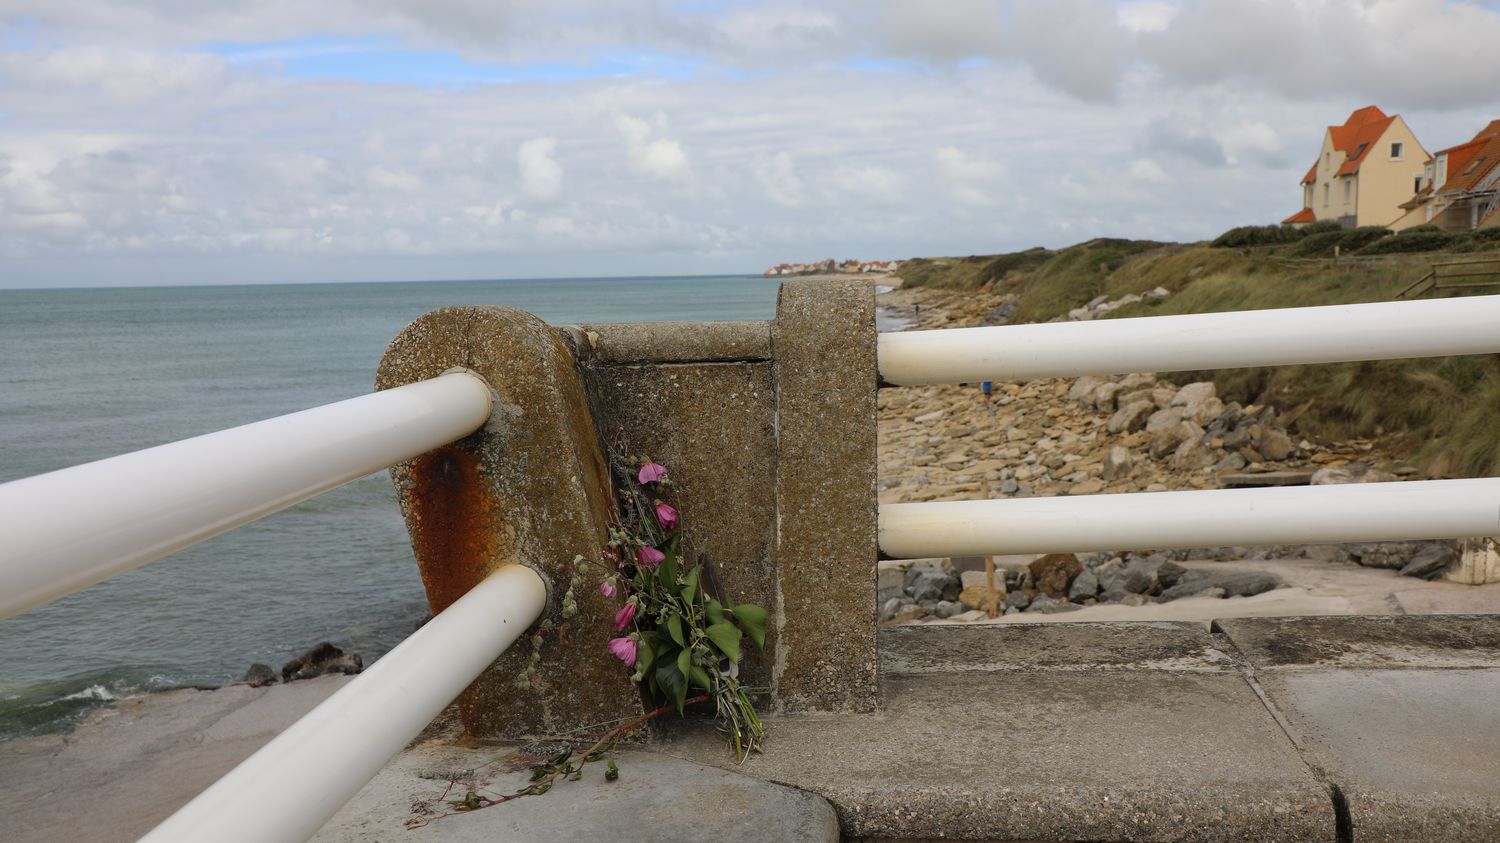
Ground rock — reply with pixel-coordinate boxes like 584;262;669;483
1003;590;1034;611
1151;386;1177;409
1253;426;1296;461
1159;572;1280;600
1069;479;1104;495
933;600;966;619
877;565;906;603
1400;544;1455;580
905;568;958;603
281;642;363;683
1145;406;1186;435
1350;543;1417;570
1029;553;1082;598
1069;376;1105;402
1219;469;1315;488
1091;382;1122;413
1107;400;1155;434
881;597;912;622
1171;437;1218;470
1118;373;1155;391
1102;445;1134;480
1115;593;1150;607
952;609;990;622
1146;286;1170;299
913;409;944;423
1068;569;1099;602
1149;418;1203;460
1027;594;1083;613
1170;382;1217;409
1311;464;1401;485
242;663;278;687
1212;452;1248;474
979;297;1020;326
959;584;999;610
1184;587;1227;599
1000;478;1020;495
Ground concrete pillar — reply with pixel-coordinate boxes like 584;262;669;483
1446;537;1500;585
771;281;880;712
375;306;645;738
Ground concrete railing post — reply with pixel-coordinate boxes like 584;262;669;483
376;307;645;738
771;280;880;712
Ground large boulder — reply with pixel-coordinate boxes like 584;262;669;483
281;642;363;683
1400;544;1456;580
1107;400;1155;434
1160;571;1279;600
1029;553;1082;599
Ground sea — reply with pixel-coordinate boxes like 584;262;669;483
0;273;858;739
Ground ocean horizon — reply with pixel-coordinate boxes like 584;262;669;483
0;272;836;738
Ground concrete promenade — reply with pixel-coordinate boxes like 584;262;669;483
4;613;1497;842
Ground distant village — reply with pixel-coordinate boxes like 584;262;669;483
763;258;901;277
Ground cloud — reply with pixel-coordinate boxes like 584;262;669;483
933;146;1007;206
615;113;691;181
517;137;562;200
753;151;805;208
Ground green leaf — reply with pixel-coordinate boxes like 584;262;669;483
676;646;692;682
705;598;726;626
688;664;712;690
636;636;655;675
654;660;683;709
605;759;619;782
731;603;768;650
657;546;680;590
680;566;701;607
705;621;743;663
666;614;686;648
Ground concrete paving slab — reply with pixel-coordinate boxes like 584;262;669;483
1218;615;1500;842
0;675;351;843
315;745;839;843
665;624;1335;841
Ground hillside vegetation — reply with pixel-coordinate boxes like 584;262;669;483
899;231;1500;477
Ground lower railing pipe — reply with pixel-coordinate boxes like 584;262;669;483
139;563;547;843
878;478;1500;559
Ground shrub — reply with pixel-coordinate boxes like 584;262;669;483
1287;230;1347;258
1397;224;1444;236
1300;220;1344;237
1357;230;1453;254
1211;224;1305;248
1339;226;1393;252
977;247;1053;285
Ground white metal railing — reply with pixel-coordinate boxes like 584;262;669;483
0;370;492;620
0;368;551;843
140;563;545;843
876;294;1500;385
876;294;1500;558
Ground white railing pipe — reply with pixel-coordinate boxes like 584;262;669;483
0;371;493;620
878;478;1500;559
139;562;547;843
877;294;1500;386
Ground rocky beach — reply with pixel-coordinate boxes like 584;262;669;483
875;282;1499;625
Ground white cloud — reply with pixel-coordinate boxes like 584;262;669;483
934;146;1007;206
517;137;562;200
5;1;1500;285
615;113;691;181
753;151;805;208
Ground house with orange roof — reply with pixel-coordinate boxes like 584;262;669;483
1283;106;1430;228
1391;119;1500;231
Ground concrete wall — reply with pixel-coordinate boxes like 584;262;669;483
376;280;879;738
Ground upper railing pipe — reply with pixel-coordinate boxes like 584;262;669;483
878;478;1500;559
139;562;547;843
876;294;1500;386
0;371;493;620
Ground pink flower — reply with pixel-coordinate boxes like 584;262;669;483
607;637;637;667
636;546;665;568
614;602;637;631
655;502;679;530
637;462;668;484
599;580;617;598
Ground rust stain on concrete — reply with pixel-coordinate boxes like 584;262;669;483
404;446;499;614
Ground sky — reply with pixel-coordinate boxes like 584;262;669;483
3;0;1500;288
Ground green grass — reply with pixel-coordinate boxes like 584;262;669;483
899;237;1500;477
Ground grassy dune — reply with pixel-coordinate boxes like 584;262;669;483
901;236;1500;477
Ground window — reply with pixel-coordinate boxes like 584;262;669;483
1344;180;1351;203
1391;142;1403;159
1323;183;1330;205
1325;151;1331;167
1415;176;1423;194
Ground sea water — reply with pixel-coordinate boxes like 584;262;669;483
0;274;801;737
